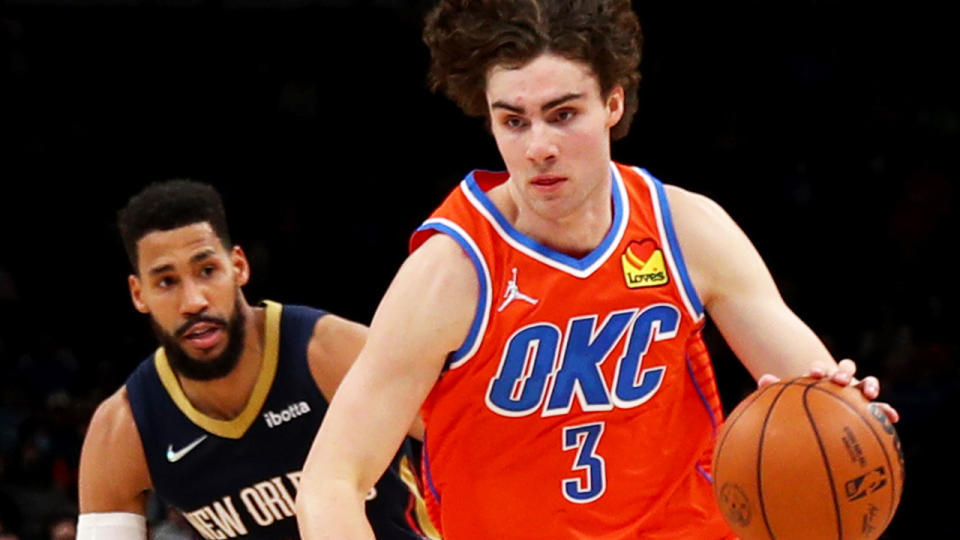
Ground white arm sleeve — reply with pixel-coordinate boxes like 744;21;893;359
77;513;147;540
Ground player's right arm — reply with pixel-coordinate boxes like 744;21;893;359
295;234;478;540
77;386;153;538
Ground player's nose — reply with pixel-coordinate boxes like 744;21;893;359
179;278;209;315
525;123;558;166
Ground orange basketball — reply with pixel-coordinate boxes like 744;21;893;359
712;377;904;540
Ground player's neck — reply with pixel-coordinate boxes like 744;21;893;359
177;303;266;420
492;172;613;258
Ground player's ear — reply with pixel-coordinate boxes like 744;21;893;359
605;85;625;129
230;245;250;287
129;274;150;314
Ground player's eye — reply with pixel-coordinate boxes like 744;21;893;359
551;109;576;123
200;265;217;277
505;116;528;130
157;276;177;289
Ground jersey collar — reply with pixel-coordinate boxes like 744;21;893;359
460;162;629;278
153;300;282;439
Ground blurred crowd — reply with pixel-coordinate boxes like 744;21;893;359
0;274;199;540
0;294;200;538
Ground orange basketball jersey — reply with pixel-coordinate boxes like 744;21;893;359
410;163;735;539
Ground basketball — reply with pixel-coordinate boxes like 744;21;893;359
712;377;904;540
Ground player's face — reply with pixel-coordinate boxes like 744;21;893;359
128;222;251;379
486;53;624;220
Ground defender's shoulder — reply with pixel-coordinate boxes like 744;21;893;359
307;314;369;401
79;387;152;512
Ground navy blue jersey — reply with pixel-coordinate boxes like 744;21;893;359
126;301;434;539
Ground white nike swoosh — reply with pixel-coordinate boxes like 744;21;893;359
166;435;208;463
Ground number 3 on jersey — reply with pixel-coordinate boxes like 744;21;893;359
562;422;606;503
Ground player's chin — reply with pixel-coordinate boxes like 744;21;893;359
527;192;580;219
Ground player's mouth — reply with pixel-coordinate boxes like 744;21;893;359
530;174;568;193
181;322;225;351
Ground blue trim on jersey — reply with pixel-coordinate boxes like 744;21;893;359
463;169;625;272
414;222;488;366
422;436;441;504
696;463;714;484
685;351;718;433
649;175;705;317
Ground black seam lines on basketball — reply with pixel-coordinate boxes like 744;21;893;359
714;380;777;486
803;382;844;540
808;385;899;534
757;379;800;540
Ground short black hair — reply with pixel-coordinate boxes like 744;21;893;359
117;179;232;270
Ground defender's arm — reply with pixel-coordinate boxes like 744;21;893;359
77;387;153;538
306;312;425;440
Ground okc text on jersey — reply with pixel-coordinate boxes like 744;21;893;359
485;303;680;417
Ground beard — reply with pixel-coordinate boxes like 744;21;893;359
151;295;247;381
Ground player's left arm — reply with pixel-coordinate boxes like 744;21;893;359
665;185;898;421
306;314;425;440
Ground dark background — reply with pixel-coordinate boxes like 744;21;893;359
0;1;956;539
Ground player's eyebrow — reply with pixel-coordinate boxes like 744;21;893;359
146;249;215;276
490;93;583;115
190;249;216;265
148;264;174;276
542;93;582;111
490;100;525;114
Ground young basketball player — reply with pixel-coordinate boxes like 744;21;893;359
77;180;436;540
296;1;898;538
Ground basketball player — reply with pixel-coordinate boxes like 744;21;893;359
77;180;436;540
296;1;898;538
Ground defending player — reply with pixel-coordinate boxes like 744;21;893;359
77;180;436;540
296;1;898;538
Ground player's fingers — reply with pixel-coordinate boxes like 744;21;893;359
757;374;780;388
807;364;828;379
857;375;881;400
873;401;900;424
829;358;857;386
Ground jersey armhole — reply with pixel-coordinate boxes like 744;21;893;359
637;168;706;321
274;301;330;403
412;219;492;371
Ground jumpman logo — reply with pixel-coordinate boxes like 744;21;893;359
498;268;539;312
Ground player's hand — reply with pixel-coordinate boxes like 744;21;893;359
756;359;900;423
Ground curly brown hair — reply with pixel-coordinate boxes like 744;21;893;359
423;0;643;140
